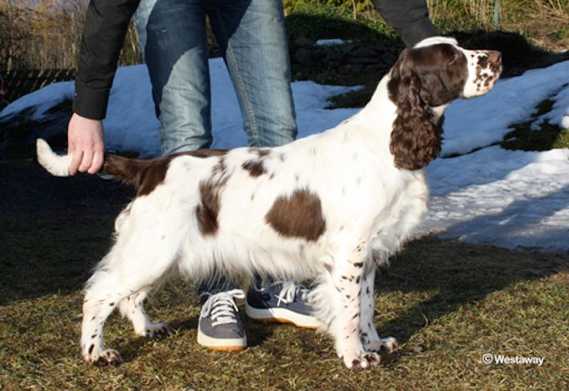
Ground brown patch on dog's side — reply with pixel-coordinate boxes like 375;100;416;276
195;181;221;235
265;189;326;241
102;149;227;196
195;160;230;236
242;160;266;177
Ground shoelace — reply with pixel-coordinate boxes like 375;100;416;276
200;289;245;327
274;281;310;307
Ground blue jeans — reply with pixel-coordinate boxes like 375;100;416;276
134;0;297;155
135;0;296;295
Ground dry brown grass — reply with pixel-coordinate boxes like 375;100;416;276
428;0;569;51
0;1;140;71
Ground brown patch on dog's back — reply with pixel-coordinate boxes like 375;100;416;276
102;149;227;197
265;189;326;241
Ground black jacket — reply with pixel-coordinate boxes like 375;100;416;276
74;0;140;120
373;0;438;48
73;0;436;120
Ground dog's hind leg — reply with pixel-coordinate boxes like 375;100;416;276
80;219;185;365
118;288;171;338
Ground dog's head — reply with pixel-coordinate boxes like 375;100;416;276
387;37;501;171
390;37;502;105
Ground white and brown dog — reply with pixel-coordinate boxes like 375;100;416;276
37;37;501;369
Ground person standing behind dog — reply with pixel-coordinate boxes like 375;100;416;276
67;0;437;352
68;0;437;173
69;0;319;353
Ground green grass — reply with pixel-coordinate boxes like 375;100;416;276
1;160;569;390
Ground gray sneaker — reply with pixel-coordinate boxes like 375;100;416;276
197;289;247;351
245;281;321;329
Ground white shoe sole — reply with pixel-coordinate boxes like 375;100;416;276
196;329;247;352
245;302;321;329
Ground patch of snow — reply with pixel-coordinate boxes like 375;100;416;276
315;39;348;47
442;61;569;156
423;147;569;251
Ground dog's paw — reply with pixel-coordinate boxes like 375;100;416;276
83;346;123;366
143;322;172;338
364;336;399;354
342;351;381;369
96;349;123;366
379;337;399;353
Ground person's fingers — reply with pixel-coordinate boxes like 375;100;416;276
78;149;94;173
69;148;83;176
67;113;104;175
89;150;104;174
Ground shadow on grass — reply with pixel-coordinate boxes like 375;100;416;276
375;183;569;353
0;159;133;305
376;234;567;349
117;317;201;363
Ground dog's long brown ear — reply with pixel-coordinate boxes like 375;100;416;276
387;50;442;171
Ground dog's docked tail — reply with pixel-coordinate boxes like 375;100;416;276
36;138;72;177
36;139;157;190
37;138;226;194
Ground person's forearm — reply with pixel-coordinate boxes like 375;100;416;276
373;0;438;47
73;0;140;120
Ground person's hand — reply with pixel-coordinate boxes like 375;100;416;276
67;113;105;175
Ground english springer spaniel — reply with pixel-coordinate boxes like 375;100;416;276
37;37;501;369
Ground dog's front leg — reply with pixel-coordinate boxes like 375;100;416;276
330;241;380;369
359;265;382;350
359;266;398;354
